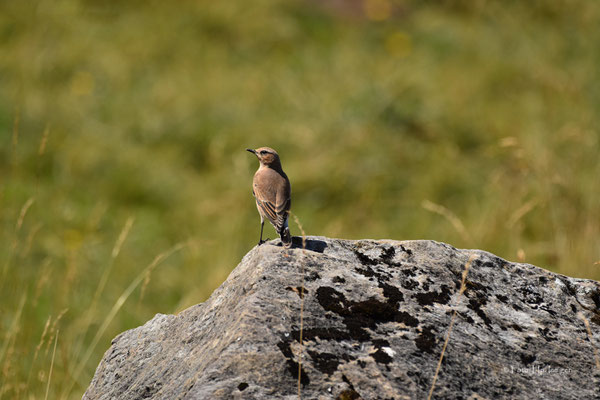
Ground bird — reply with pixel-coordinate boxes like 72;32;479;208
246;147;292;248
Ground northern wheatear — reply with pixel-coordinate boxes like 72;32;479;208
246;147;292;248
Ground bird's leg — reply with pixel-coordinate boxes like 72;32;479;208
258;221;265;245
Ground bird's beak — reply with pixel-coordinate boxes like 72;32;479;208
246;148;256;154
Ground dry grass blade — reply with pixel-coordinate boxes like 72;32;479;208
44;330;59;400
507;199;539;228
0;293;26;369
34;316;52;363
290;211;307;400
38;125;50;156
138;269;152;305
11;106;20;162
427;254;477;400
45;309;68;358
25;315;52;392
1;197;35;285
16;197;35;231
577;313;600;370
35;125;51;194
422;200;473;244
95;216;135;303
23;222;42;256
291;212;307;250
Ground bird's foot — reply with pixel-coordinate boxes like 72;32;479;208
257;238;270;246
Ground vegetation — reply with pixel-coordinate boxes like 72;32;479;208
1;0;599;398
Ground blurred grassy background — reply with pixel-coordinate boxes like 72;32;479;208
1;0;599;398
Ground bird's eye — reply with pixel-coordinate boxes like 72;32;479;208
260;150;267;155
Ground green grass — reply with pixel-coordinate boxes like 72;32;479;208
1;0;599;398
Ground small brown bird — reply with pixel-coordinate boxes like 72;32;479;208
246;147;292;247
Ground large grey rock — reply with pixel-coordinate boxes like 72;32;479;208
83;237;600;399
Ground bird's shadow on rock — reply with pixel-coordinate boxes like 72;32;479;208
274;237;327;253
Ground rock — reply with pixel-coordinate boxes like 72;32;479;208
83;236;600;399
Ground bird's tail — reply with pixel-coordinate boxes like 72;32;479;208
280;226;292;248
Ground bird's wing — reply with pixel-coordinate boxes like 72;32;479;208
253;173;290;232
274;178;291;232
256;198;278;224
253;185;278;224
274;197;291;232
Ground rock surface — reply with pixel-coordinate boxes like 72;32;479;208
83;236;600;399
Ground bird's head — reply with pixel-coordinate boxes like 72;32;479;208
246;147;281;168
